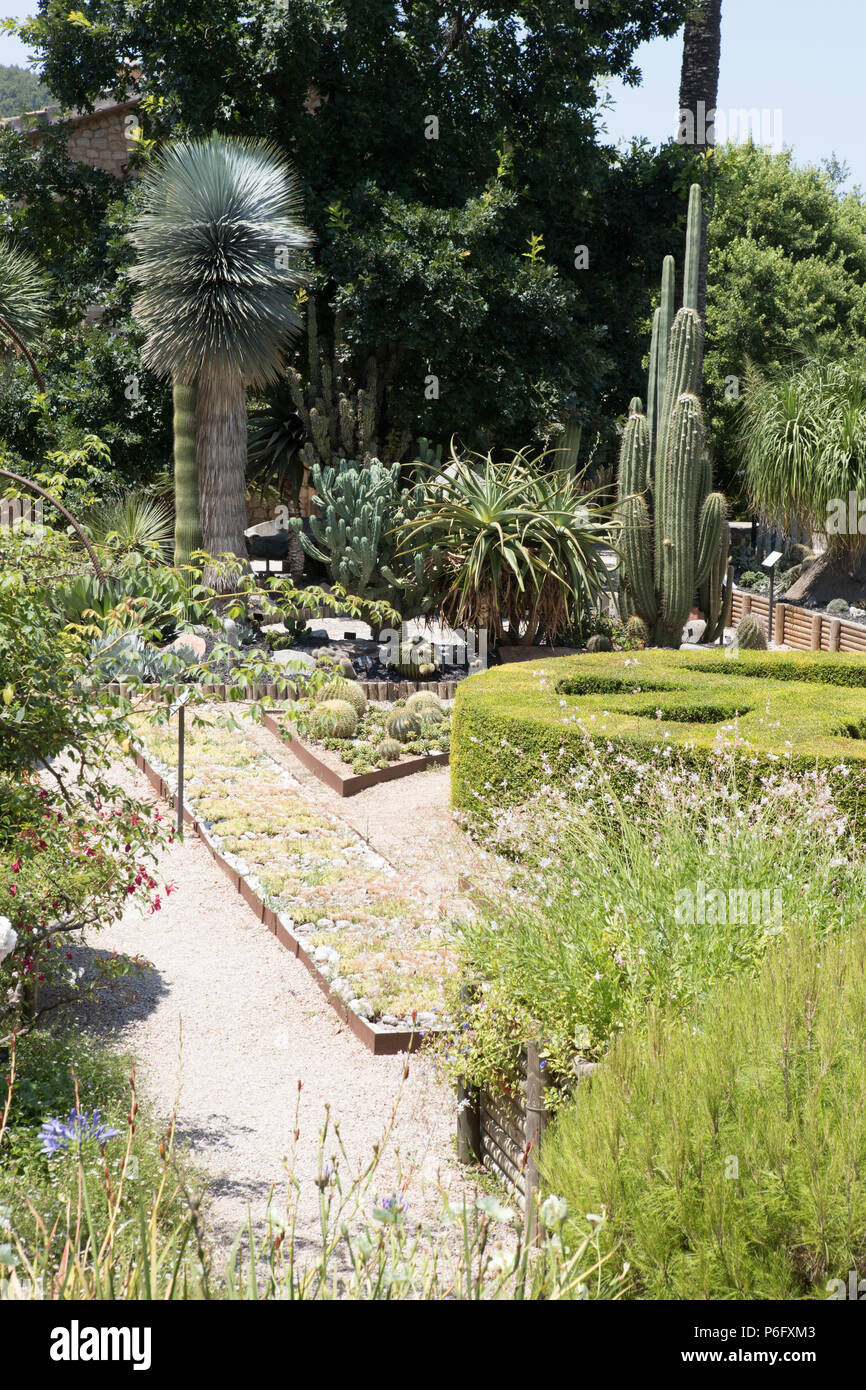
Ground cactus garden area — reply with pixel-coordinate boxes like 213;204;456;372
7;0;866;1345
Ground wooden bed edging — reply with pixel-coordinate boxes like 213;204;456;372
107;677;459;703
132;749;429;1056
260;712;449;796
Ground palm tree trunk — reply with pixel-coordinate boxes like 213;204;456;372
678;0;722;387
196;370;250;590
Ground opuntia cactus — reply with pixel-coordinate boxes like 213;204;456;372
734;614;767;650
616;185;732;648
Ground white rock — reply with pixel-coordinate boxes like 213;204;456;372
350;998;374;1020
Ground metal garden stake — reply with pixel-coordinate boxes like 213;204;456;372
170;689;191;834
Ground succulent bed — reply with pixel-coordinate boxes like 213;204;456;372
281;680;452;775
129;710;457;1026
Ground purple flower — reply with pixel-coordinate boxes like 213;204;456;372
39;1109;120;1157
376;1192;408;1214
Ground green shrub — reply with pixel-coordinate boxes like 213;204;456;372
540;923;866;1300
443;742;858;1095
450;650;866;835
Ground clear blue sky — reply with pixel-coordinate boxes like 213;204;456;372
1;0;862;189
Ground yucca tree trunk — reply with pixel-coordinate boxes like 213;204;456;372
173;380;202;565
196;370;250;589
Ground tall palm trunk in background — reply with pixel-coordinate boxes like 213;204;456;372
172;380;202;564
678;0;722;385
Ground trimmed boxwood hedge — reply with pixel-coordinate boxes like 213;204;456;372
451;649;866;833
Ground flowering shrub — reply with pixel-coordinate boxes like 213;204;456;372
444;734;861;1100
1;788;165;1031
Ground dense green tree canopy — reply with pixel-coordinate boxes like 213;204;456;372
0;62;49;116
704;143;866;502
11;0;695;463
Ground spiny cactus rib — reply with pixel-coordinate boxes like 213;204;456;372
617;493;656;624
654;308;703;580
660;394;704;634
657;255;676;437
647;308;661;460
618;411;650;499
695;492;728;590
683;184;702;313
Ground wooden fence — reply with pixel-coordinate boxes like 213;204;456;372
458;1044;598;1238
731;590;866;654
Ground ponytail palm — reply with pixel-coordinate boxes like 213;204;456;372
741;356;866;561
129;134;312;580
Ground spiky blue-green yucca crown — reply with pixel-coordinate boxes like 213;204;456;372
129;134;313;386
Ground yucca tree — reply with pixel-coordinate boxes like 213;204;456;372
129;134;312;584
0;240;50;390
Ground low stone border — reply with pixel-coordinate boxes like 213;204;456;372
261;712;449;796
132;749;428;1056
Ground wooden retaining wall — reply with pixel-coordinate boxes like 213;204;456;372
105;677;459;703
731;589;866;654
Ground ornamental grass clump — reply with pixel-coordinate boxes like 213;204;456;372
446;736;859;1100
540;921;866;1300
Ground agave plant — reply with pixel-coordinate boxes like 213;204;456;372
398;446;612;645
0;240;50;390
741;355;866;563
129;134;313;585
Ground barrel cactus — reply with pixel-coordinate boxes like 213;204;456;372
310;699;358;739
317;676;367;715
384;709;421;743
390;638;437;679
376;737;404;761
734;615;767;650
313;648;356;679
586;634;613;653
625;615;649;644
827;598;850;616
615;185;732;648
415;702;445;726
406;691;443;715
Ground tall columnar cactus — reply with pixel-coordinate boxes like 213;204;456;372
172;380;202;565
616;185;732;648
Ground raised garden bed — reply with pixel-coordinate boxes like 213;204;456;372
129;712;457;1048
261;710;449;795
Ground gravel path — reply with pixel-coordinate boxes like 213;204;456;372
72;762;481;1262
